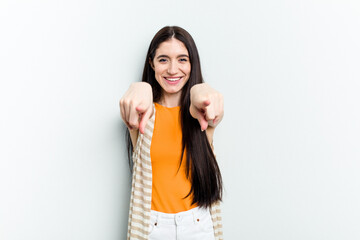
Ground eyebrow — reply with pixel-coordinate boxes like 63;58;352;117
156;54;189;59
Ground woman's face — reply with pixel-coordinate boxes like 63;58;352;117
150;38;191;99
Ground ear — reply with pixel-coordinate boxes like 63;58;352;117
149;58;155;70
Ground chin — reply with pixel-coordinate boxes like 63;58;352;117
164;89;180;94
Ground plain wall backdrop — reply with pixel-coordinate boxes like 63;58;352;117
1;0;359;239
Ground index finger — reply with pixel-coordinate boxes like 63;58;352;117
136;105;152;134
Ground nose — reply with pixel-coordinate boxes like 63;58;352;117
167;62;178;75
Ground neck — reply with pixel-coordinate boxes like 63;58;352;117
159;91;181;108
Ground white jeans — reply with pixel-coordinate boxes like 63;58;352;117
148;207;215;240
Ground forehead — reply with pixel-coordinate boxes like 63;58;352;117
155;38;188;57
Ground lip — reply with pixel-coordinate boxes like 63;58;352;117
163;76;183;85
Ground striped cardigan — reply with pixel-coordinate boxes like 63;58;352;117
127;107;223;239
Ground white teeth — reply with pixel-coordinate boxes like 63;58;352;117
165;77;181;81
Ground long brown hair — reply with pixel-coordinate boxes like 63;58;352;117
127;26;222;208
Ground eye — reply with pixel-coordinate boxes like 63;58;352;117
179;58;188;62
159;59;167;62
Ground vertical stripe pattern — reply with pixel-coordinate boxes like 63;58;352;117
127;106;224;239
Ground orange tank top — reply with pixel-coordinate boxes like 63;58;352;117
150;103;197;213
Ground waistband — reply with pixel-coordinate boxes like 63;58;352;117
150;206;210;226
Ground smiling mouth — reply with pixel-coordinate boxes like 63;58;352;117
164;77;182;82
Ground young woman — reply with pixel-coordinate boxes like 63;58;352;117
120;26;224;240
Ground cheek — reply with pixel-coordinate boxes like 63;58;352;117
185;65;191;75
179;63;191;75
154;65;166;76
